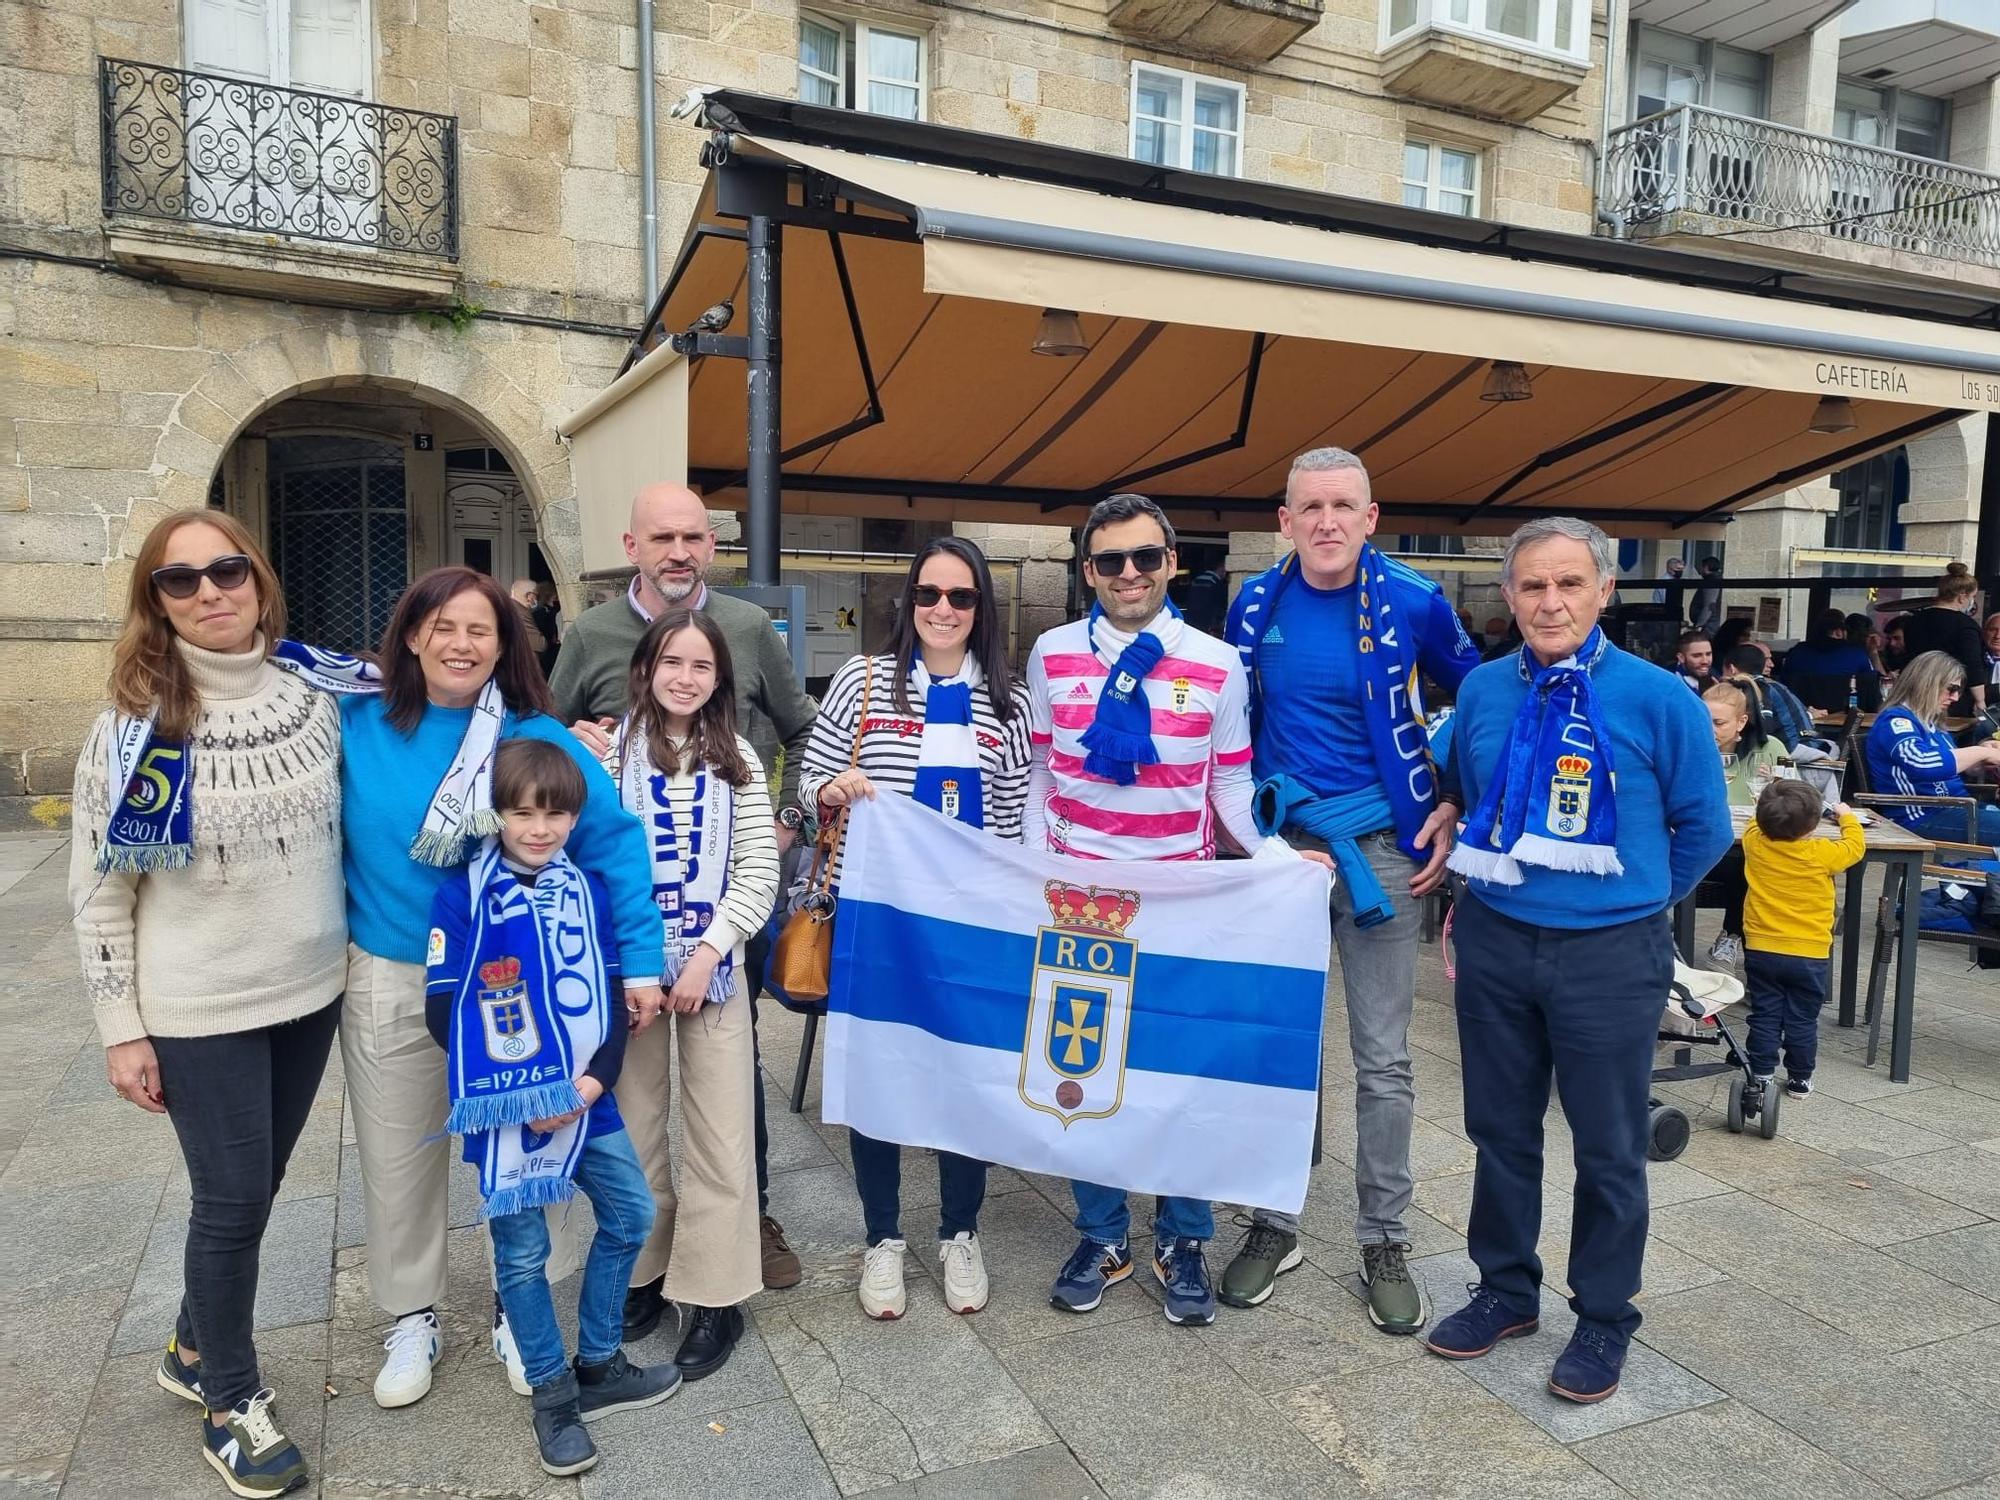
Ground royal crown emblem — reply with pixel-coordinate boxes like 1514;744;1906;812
479;956;522;988
1043;881;1141;936
1546;753;1593;839
1554;754;1591;779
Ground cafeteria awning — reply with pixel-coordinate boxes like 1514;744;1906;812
563;90;2000;578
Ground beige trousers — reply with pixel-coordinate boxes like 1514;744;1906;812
342;946;576;1318
616;981;761;1309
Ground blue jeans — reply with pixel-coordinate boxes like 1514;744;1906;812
1912;803;2000;846
850;1130;988;1246
1454;896;1672;1341
1072;1183;1213;1247
1744;951;1829;1080
489;1128;655;1388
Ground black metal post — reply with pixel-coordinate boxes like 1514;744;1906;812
1977;412;2000;609
745;209;782;588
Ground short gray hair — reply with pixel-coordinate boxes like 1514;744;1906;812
1082;492;1177;556
1501;516;1615;586
1287;447;1370;499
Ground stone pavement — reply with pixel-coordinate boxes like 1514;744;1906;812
4;829;1999;1500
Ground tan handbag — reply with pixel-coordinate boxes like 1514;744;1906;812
769;655;873;1005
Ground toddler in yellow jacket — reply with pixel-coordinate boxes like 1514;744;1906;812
1741;778;1865;1099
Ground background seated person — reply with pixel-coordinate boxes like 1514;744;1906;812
1866;650;2000;844
1781;608;1881;714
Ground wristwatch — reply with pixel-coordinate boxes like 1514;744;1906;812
777;805;805;832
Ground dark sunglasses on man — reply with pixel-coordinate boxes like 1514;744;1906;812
152;554;254;599
911;585;979;610
1088;545;1169;577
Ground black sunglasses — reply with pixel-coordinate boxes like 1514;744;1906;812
1088;545;1169;577
912;585;979;610
152;554;253;599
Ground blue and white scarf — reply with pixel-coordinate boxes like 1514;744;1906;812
1447;626;1622;886
101;637;504;873
100;639;381;873
1079;601;1181;786
616;722;737;1004
1230;545;1440;863
443;843;613;1218
910;658;985;829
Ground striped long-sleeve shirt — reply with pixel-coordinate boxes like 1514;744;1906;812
798;654;1035;844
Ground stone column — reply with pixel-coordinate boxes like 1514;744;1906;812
1767;24;1839;136
1949;79;2000;173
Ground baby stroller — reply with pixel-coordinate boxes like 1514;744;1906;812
1647;958;1775;1160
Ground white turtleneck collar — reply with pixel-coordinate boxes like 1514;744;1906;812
177;631;275;703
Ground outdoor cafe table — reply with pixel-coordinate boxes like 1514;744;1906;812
1672;809;1934;1083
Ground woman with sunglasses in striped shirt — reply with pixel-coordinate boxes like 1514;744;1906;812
797;536;1033;1323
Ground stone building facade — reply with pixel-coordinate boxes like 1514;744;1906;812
3;0;1994;824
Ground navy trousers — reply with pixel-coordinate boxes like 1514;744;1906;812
1453;895;1672;1341
1743;950;1829;1081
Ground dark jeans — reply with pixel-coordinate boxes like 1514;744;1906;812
1913;803;2000;846
850;1129;988;1246
152;997;342;1410
1744;950;1829;1081
1454;896;1671;1342
745;928;772;1216
1704;848;1747;937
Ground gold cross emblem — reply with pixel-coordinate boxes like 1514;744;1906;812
1054;997;1100;1067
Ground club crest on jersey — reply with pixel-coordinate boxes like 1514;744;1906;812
1547;755;1592;839
1171;676;1191;711
477;956;541;1062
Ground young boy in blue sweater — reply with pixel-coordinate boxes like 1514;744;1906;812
425;740;678;1477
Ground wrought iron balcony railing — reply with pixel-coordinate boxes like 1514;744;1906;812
1601;102;2000;269
99;57;458;259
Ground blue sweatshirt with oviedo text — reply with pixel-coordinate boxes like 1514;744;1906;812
339;695;663;981
1446;643;1733;929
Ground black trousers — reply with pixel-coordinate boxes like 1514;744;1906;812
1453;897;1671;1341
151;997;341;1410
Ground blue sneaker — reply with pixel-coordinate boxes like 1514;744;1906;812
158;1332;203;1405
1548;1321;1626;1403
1154;1236;1217;1326
1050;1237;1132;1312
201;1389;307;1497
1423;1284;1540;1359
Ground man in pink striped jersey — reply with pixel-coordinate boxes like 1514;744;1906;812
1025;492;1328;1327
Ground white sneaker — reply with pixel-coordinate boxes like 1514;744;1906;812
858;1238;908;1321
373;1310;442;1408
939;1231;989;1314
1708;932;1743;969
492;1307;529;1397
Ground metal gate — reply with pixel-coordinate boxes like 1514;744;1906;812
269;437;408;653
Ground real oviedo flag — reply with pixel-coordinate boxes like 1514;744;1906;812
823;794;1332;1214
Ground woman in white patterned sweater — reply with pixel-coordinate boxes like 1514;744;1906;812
798;537;1033;1323
68;510;342;1499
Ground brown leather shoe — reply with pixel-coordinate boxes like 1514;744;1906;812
760;1215;802;1290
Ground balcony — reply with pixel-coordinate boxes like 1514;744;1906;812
1600;103;2000;290
1105;0;1322;64
97;57;460;309
1379;0;1588;123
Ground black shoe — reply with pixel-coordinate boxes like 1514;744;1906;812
530;1372;598;1477
622;1277;670;1343
673;1304;744;1381
575;1348;681;1423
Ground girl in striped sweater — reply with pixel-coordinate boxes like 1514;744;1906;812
799;538;1034;1322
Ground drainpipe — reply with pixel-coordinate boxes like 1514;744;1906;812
637;0;659;301
1593;0;1624;234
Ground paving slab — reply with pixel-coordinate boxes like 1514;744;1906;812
1876;1146;2000;1218
1279;1356;1623;1500
1573;1398;1892;1499
863;1443;1107;1499
0;1288;125;1466
1000;1314;1363;1500
112;1193;337;1356
1886;1221;2000;1301
760;1284;1053;1493
0;1452;65;1497
580;1395;842;1499
1637;1277;2000;1498
1197;1255;1421;1395
0;1176;158;1297
1897;1325;2000;1413
1762;1170;1986;1246
758;1161;875;1299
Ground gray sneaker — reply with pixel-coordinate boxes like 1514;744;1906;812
1219;1221;1303;1308
1360;1242;1426;1334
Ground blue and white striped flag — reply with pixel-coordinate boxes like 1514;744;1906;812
824;793;1331;1214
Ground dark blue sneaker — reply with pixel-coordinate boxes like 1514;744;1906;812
158;1332;203;1405
201;1389;307;1497
1423;1284;1539;1359
1549;1321;1626;1403
1050;1237;1132;1313
1154;1236;1217;1326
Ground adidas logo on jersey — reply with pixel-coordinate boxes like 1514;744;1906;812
1067;681;1093;700
1262;625;1286;644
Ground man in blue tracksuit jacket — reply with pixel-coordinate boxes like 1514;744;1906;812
1218;447;1479;1331
1430;516;1730;1404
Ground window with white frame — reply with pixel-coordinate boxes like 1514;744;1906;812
798;14;925;120
184;0;370;94
1129;63;1244;177
1401;139;1479;215
1382;0;1587;64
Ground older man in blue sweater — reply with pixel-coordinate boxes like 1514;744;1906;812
1430;516;1730;1404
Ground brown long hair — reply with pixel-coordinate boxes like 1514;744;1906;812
110;509;287;739
376;567;553;733
620;609;753;787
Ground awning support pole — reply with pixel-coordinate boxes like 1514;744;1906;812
1978;413;2000;607
746;207;782;587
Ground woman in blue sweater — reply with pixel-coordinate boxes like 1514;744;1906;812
340;567;664;1412
1865;649;2000;843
